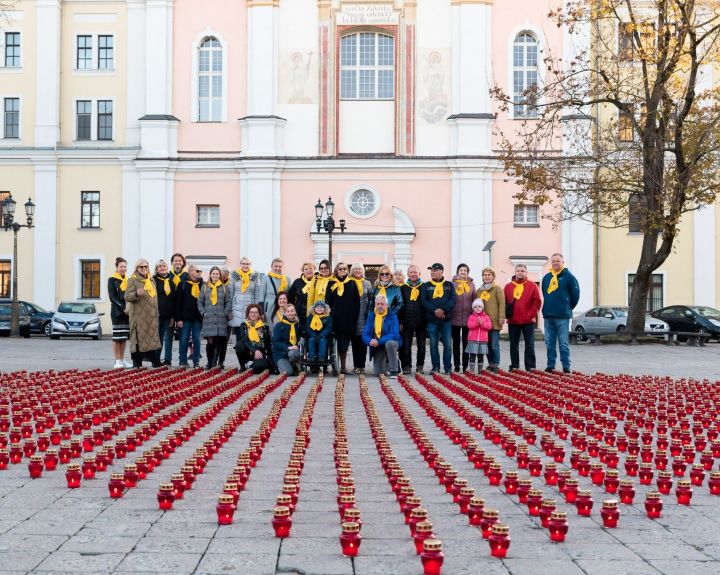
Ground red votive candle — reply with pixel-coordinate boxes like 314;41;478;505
644;491;663;518
548;510;569;543
600;499;620;528
575;489;594;517
108;472;125;498
216;494;236;525
66;463;82;488
339;522;362;557
414;522;434;555
272;505;292;537
480;509;499;539
488;524;511;558
28;454;44;478
618;479;636;504
157;483;175;510
675;478;693;505
421;539;444;575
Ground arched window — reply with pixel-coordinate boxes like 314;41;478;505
198;37;223;122
340;32;394;100
513;32;538;118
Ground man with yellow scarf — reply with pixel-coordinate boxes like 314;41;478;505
541;253;580;374
362;295;401;377
398;265;427;374
175;265;204;368
260;258;293;316
420;263;456;375
503;264;542;372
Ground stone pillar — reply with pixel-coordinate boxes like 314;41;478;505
450;164;493;272
35;0;60;146
693;206;717;306
126;0;147;147
33;160;58;309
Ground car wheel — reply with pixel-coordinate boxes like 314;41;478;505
574;326;587;342
616;325;626;333
43;322;52;337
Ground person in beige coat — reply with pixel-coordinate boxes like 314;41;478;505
124;259;162;368
474;267;505;373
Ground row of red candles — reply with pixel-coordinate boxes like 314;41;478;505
269;376;324;537
358;376;445;575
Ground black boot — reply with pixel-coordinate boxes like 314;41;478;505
206;342;215;370
131;351;142;368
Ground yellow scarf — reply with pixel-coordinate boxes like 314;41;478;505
236;268;253;293
171;269;185;287
512;280;525;300
112;273;127;292
187;280;200;299
331;276;351;297
376;285;388;300
374;308;387;338
547;268;564;294
208;280;223;306
454;278;472;296
157;275;171;296
301;276;312;294
480;289;491;301
268;272;288;293
405;280;421;301
310;313;328;331
280;318;297;345
132;273;156;298
314;276;331;301
352;278;364;296
429;279;445;299
246;320;264;343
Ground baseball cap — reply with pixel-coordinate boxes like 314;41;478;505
428;263;444;271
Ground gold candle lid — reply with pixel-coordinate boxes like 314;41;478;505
565;478;579;486
577;489;592;497
482;508;499;518
30;454;43;462
340;495;356;504
646;491;662;498
677;479;691;487
273;506;290;517
224;482;238;491
423;539;442;552
518;478;533;486
658;470;672;479
505;469;519;478
550;510;567;520
491;524;510;535
453;478;468;487
83;456;96;464
110;472;124;480
541;498;557;506
406;496;422;506
171;473;184;481
460;487;475;496
341;521;360;533
276;494;292;505
159;483;174;491
528;488;543;497
602;499;618;509
619;478;634;487
124;464;138;472
410;507;428;518
343;507;361;520
469;496;485;506
416;521;434;533
590;462;604;469
606;469;619;477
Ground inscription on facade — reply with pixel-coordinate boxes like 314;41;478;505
337;4;399;25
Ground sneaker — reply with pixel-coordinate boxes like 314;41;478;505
563;367;571;374
488;366;499;374
123;360;133;368
454;366;460;373
544;367;555;373
429;368;439;375
358;367;365;374
178;362;189;368
113;360;124;369
390;371;399;379
444;369;451;375
416;368;425;375
352;367;360;374
402;367;411;375
161;360;171;366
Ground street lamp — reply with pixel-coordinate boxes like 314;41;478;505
1;194;35;337
482;240;496;267
314;196;346;270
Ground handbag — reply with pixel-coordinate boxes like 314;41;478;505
505;301;514;319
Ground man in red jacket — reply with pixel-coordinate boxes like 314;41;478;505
503;264;542;371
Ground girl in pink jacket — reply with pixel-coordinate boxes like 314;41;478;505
466;298;493;372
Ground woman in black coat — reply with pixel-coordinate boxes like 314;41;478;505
325;262;360;374
288;262;316;319
235;303;273;373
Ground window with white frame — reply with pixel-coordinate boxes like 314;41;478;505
340;32;394;100
97;100;112;140
196;205;220;227
198;37;223;122
628;273;664;312
514;204;539;226
3;98;19;139
513;32;539;118
77;35;92;69
4;32;21;67
81;260;101;299
75;34;115;71
81;191;100;229
98;35;113;70
76;100;91;141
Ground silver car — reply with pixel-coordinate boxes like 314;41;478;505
50;302;104;340
572;306;668;340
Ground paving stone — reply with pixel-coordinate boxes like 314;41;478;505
59;533;141;554
34;550;125;572
277;553;353;575
503;558;587;575
195;552;277;575
648;561;720;575
132;535;212;554
0;533;67;552
114;552;202;572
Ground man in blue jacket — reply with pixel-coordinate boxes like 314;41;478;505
362;295;401;378
420;263;456;374
541;253;580;373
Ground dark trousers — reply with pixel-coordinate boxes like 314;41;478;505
509;323;536;370
400;326;426;371
451;325;470;370
351;334;367;368
158;317;174;363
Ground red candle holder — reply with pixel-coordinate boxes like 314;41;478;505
563;478;579;504
600;499;620;528
339;522;362;557
81;457;96;480
671;458;687;477
517;479;532;503
526;489;543;516
157;483;175;510
548;510;569;542
123;464;139;488
171;473;186;499
618;479;635;504
28;454;44;478
543;462;558;486
409;507;429;534
488;524;511;558
421;539;444;575
108;473;125;498
43;449;58;471
590;463;605;486
66;463;82;488
480;509;499;539
467;497;485;526
539;498;557;528
575;489;594;517
414;522;435;555
458;487;474;514
9;443;22;464
502;470;518;494
638;463;654;486
216;494;236;525
675;478;693;505
644;491;663;518
656;470;673;495
272;505;292;537
708;470;720;495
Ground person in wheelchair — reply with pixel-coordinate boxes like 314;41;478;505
362;294;401;378
272;303;302;375
306;300;333;362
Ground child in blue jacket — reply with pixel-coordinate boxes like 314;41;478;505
306;300;333;361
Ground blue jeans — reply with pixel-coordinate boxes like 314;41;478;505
543;318;571;370
487;329;500;368
308;336;328;360
179;320;202;366
158;317;174;363
427;321;452;371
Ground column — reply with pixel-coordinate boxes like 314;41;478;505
35;0;61;145
33;161;58;309
134;162;175;266
450;165;493;271
126;0;147;147
121;160;140;261
145;0;173;114
693;206;717;306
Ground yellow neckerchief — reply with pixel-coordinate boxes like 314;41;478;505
268;271;288;293
454;277;472;296
301;275;313;294
314;275;331;300
208;280;223;306
235;268;253;293
156;274;171;296
429;279;445;299
112;273;127;292
376;285;388;300
310;312;329;331
331;276;351;297
352;277;364;296
132;273;156;298
547;267;564;294
280;318;297;345
245;319;265;343
275;309;284;323
480;283;494;301
187;280;200;299
170;268;185;287
512;279;525;300
373;307;387;338
405;280;422;301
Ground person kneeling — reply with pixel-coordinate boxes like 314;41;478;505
306;301;333;363
362;295;401;378
273;304;302;375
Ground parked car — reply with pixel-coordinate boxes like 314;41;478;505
0;302;32;338
650;305;720;341
572;306;669;340
50;302;103;340
0;299;55;336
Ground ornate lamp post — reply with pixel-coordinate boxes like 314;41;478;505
1;194;35;337
314;197;346;270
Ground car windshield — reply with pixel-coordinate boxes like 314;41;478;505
58;303;96;314
690;306;720;319
610;308;628;317
29;303;48;313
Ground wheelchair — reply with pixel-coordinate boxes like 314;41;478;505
299;333;339;376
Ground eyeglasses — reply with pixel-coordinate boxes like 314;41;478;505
380;272;391;276
319;266;329;270
138;265;148;269
337;266;348;271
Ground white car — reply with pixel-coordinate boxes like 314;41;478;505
50;302;104;340
572;306;669;340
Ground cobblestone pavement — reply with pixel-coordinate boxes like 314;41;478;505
0;338;719;574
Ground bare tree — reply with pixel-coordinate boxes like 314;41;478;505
492;0;720;331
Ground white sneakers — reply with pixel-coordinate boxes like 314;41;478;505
113;360;124;369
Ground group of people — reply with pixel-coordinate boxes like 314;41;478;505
107;252;580;376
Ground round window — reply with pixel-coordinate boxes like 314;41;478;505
348;189;377;217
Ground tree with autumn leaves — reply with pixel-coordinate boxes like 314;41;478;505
492;0;720;332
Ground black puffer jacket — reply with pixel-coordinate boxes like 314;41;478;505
153;274;176;319
399;282;427;329
175;280;203;322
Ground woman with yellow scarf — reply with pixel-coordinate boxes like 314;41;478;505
124;259;161;368
228;256;262;342
349;262;373;374
450;263;476;373
235;303;272;373
325;262;360;374
198;266;232;369
288;262;316;319
107;256;130;369
473;267;506;373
